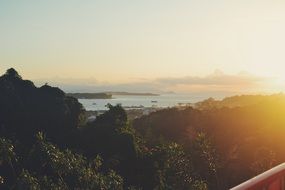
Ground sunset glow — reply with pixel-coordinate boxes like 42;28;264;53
2;2;285;189
1;0;285;93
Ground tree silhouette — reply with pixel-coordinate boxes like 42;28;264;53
4;68;22;79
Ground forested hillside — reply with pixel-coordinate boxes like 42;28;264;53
0;69;284;189
134;94;285;189
0;69;206;189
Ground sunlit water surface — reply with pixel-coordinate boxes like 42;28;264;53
79;94;222;111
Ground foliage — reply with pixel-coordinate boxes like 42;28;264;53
1;134;124;190
1;69;284;190
250;147;276;175
133;94;285;189
17;170;41;190
191;133;221;189
0;138;16;164
0;68;84;145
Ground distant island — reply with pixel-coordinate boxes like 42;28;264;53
67;92;159;99
66;93;112;99
105;91;160;96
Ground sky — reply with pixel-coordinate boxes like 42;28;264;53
1;0;285;94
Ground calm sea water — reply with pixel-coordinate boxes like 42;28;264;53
79;94;215;111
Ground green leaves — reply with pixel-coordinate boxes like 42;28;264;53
0;134;124;190
17;170;40;190
0;138;16;164
32;132;124;189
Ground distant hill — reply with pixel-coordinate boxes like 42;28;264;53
67;93;112;99
194;94;285;110
67;92;159;99
105;91;159;96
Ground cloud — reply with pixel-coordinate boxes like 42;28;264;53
152;70;266;93
34;77;98;86
155;70;263;87
33;70;266;94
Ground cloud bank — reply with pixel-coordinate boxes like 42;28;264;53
34;70;266;95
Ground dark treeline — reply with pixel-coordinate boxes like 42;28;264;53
0;68;284;189
0;69;206;189
134;94;285;189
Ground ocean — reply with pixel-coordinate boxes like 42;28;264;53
78;94;220;111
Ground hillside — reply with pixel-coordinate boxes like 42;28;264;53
134;95;285;188
0;69;206;189
1;68;284;190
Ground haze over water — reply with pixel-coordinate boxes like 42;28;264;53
79;94;216;111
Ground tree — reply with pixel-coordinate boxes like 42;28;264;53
0;133;124;189
191;133;222;189
0;138;17;187
0;68;85;146
4;68;22;79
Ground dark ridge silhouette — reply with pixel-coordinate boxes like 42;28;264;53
0;68;84;146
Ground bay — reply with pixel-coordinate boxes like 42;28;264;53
78;94;217;111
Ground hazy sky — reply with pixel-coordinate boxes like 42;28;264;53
1;0;285;93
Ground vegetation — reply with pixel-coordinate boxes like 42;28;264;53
1;68;284;189
134;95;285;189
0;69;205;189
